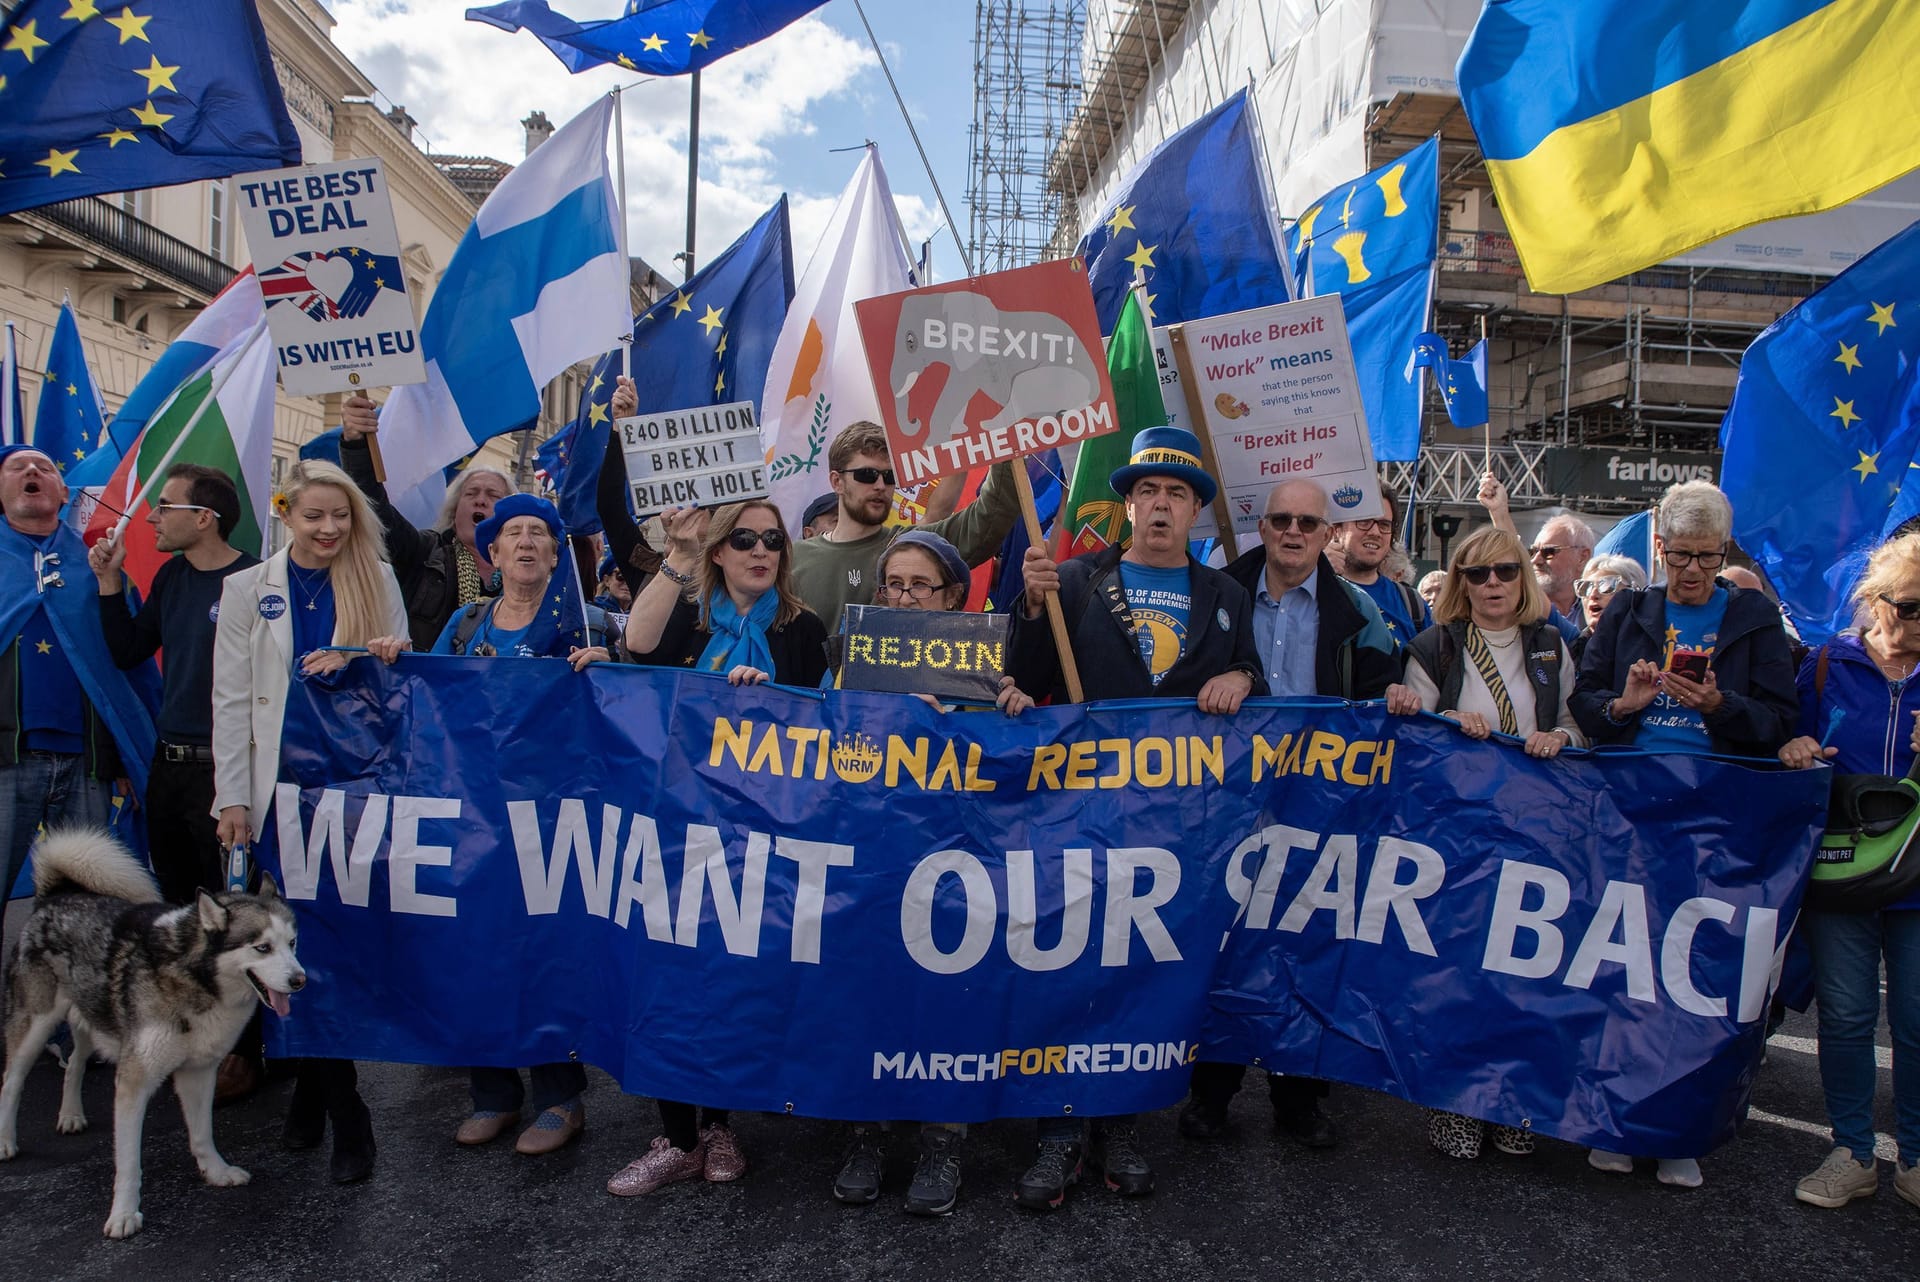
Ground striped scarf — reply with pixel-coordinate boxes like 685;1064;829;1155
1463;624;1520;735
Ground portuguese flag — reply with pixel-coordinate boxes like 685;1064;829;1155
1057;288;1165;558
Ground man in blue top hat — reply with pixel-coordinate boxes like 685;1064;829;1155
0;444;156;906
1005;426;1265;1211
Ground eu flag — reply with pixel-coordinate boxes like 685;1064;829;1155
1721;217;1920;644
1409;332;1488;429
1292;138;1439;463
1077;90;1291;333
469;0;829;75
31;300;105;475
0;0;300;218
559;196;793;534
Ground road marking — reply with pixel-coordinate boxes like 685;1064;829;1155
1745;1107;1897;1162
1767;1033;1893;1069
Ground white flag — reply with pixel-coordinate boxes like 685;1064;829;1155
760;146;913;528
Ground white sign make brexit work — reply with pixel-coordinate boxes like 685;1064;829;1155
1172;295;1383;539
236;157;426;397
620;402;769;516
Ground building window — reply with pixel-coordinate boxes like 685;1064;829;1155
116;190;150;222
209;183;229;262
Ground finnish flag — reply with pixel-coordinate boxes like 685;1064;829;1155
378;97;629;502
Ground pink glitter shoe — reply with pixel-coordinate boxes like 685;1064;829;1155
606;1136;706;1196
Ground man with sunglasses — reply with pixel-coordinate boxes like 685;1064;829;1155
1330;486;1430;645
1476;473;1589;643
789;423;1023;632
0;444;154;924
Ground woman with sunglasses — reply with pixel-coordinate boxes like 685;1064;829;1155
609;499;826;1199
1385;524;1584;1160
1776;533;1920;1213
1569;554;1649;664
1571;480;1797;1188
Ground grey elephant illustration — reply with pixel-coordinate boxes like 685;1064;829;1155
891;290;1102;448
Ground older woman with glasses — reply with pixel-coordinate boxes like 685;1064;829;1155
1385;524;1585;1160
1571;480;1798;1187
1570;554;1649;664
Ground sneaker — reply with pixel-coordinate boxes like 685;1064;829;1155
1490;1124;1535;1156
1177;1097;1229;1142
1656;1157;1704;1188
1896;1160;1919;1211
1014;1138;1083;1211
1090;1123;1154;1197
701;1123;746;1182
903;1130;962;1216
607;1136;705;1196
833;1128;885;1205
1427;1110;1483;1159
1588;1149;1634;1174
1795;1147;1878;1207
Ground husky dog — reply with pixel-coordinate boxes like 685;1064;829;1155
0;828;305;1239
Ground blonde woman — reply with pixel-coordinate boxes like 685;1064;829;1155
1385;524;1585;1160
212;459;407;1186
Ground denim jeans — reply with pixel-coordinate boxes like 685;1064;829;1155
1806;907;1920;1163
0;753;112;903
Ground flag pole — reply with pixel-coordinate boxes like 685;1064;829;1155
2;321;18;447
613;84;636;380
1479;314;1491;473
683;71;700;279
1168;325;1241;562
112;320;269;540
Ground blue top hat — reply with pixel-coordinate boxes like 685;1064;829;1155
1108;426;1218;507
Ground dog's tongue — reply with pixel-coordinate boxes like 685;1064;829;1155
268;988;292;1018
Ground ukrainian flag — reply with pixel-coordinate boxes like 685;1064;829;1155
1458;0;1920;295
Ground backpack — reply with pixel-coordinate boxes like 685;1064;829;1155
1805;642;1920;910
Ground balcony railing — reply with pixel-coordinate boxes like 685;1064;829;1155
1438;227;1827;305
21;197;234;300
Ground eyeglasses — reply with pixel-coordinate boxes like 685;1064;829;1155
1346;517;1394;533
1879;593;1920;621
725;527;788;553
1662;548;1727;569
1261;512;1326;533
838;466;896;486
152;502;214;516
1460;562;1523;585
1575;576;1627;599
1529;544;1564;559
877;581;946;602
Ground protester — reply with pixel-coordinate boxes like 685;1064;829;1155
1475;473;1587;641
1180;477;1398;1148
791;421;1022;631
595;548;634;613
1384;524;1586;1159
1330;486;1431;644
1570;553;1648;663
801;493;840;541
1571;479;1798;1187
0;443;152;917
340;393;513;650
211;459;408;1185
609;498;826;1197
1417;570;1446;611
595;377;667;599
1776;533;1920;1211
89;462;262;1100
1008;426;1263;1209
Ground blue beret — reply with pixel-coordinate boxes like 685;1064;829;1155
474;492;563;554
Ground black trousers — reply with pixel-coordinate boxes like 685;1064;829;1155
660;1101;729;1151
146;751;222;904
1190;1061;1330;1111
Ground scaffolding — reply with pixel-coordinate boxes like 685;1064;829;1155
967;1;1086;274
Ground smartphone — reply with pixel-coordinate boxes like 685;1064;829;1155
1667;648;1710;682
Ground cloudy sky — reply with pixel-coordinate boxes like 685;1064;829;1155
327;0;974;283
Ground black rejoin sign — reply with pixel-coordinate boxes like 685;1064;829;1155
837;606;1010;706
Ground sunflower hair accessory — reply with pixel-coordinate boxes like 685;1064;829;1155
271;491;291;518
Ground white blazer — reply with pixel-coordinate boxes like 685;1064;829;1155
211;548;408;831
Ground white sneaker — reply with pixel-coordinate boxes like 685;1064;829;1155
1896;1160;1919;1211
1795;1147;1878;1207
1588;1148;1634;1174
1657;1157;1704;1188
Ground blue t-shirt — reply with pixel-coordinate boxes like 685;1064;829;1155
287;562;337;663
1350;575;1426;649
19;602;85;753
431;603;536;658
1119;561;1191;685
1634;588;1729;755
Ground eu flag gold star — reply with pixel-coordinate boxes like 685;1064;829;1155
1854;450;1881;482
1831;397;1861;429
698;304;724;335
670;291;692;317
1141;293;1157;324
1869;301;1898;336
715;369;726;395
588;401;609;426
616;53;636;69
688;29;712;48
35;147;80;177
105;7;151;44
589;372;604;394
72;448;84;459
33;639;51;654
715;331;728;357
1835;341;1862;373
4;20;49;61
642;32;667;52
1663;624;1681;649
61;1;100;20
132;53;177;93
1124;241;1156;271
97;128;137;147
131;98;173;128
1105;204;1136;236
66;383;76;395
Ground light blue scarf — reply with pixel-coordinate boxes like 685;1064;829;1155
697;588;779;679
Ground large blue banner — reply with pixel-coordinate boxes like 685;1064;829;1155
267;661;1824;1155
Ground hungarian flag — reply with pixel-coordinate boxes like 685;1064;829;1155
84;323;277;596
1057;289;1164;558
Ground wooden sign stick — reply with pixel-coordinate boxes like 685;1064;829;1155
1168;326;1240;561
1013;462;1084;704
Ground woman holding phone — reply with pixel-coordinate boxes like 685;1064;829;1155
1570;479;1798;1186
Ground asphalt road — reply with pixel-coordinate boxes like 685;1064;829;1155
2;905;1915;1280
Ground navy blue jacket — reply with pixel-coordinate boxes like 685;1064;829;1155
1570;581;1798;757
